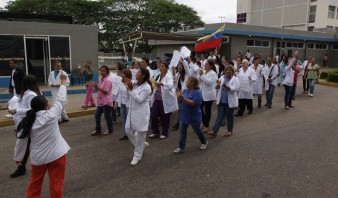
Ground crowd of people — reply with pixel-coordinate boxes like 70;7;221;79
5;48;322;197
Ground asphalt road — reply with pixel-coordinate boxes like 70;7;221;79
1;83;338;198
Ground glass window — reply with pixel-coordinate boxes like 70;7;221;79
309;6;316;23
287;42;292;48
311;0;317;2
262;40;269;47
0;35;25;76
308;26;314;31
237;13;247;23
276;41;281;48
298;43;304;48
254;40;262;46
307;43;314;49
328;6;335;19
332;44;338;50
281;42;286;48
247;40;254;46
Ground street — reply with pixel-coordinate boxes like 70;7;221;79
1;83;338;198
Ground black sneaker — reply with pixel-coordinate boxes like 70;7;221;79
173;123;179;130
119;136;128;140
10;166;26;178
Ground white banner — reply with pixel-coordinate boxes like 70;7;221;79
169;50;181;68
180;46;191;58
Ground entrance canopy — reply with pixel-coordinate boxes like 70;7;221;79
119;31;199;44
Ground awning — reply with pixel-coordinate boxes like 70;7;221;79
118;31;199;44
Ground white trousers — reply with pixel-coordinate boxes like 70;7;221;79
126;130;147;161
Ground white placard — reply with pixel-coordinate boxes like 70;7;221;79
180;46;191;58
238;75;251;93
169;50;181;68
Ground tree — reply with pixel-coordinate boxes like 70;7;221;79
5;0;204;52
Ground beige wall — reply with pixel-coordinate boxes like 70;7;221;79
262;8;282;27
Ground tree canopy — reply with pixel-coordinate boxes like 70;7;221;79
5;0;204;52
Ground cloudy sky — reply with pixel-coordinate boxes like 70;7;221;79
0;0;237;23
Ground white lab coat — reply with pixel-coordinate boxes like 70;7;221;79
250;64;264;94
116;84;130;107
263;64;279;91
130;69;139;81
125;82;152;132
14;85;70;165
13;90;38;128
283;58;296;86
151;72;178;114
199;70;218;101
48;70;70;120
48;70;70;104
215;75;239;108
237;67;256;99
173;72;188;91
109;72;122;101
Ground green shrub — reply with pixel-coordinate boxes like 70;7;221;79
320;71;328;79
327;72;338;83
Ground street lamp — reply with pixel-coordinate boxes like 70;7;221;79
218;16;225;23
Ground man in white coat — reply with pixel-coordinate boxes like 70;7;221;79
250;57;264;108
48;61;70;123
235;59;256;116
263;57;279;108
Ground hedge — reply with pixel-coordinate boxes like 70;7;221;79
327;72;338;83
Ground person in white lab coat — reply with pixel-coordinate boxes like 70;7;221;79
48;61;70;123
124;67;153;166
8;75;41;178
14;73;70;197
130;61;141;81
263;57;279;108
116;69;132;140
149;62;178;139
250;57;264;108
235;59;256;116
207;65;239;138
283;53;298;109
199;59;218;133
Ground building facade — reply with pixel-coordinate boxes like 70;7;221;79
0;15;98;88
237;0;338;32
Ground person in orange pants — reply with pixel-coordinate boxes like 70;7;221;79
27;155;66;198
14;72;70;198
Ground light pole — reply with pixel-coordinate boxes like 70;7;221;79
218;16;225;23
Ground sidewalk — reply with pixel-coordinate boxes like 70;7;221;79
0;85;97;127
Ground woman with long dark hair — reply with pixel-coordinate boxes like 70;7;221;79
8;74;41;178
14;73;70;197
124;67;153;166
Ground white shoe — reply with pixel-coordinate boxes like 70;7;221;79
310;94;313;97
144;142;149;148
160;135;167;139
149;134;158;138
200;142;208;150
130;159;140;166
173;148;185;154
4;114;13;118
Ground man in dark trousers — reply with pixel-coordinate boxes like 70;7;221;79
8;60;26;178
8;59;25;97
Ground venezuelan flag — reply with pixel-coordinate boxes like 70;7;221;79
195;25;225;52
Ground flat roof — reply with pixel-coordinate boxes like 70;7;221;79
201;23;338;42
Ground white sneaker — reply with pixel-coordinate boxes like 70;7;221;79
160;135;167;139
4;114;13;118
149;134;158;138
130;159;140;166
144;142;149;148
310;94;313;97
173;148;185;154
200;142;208;150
